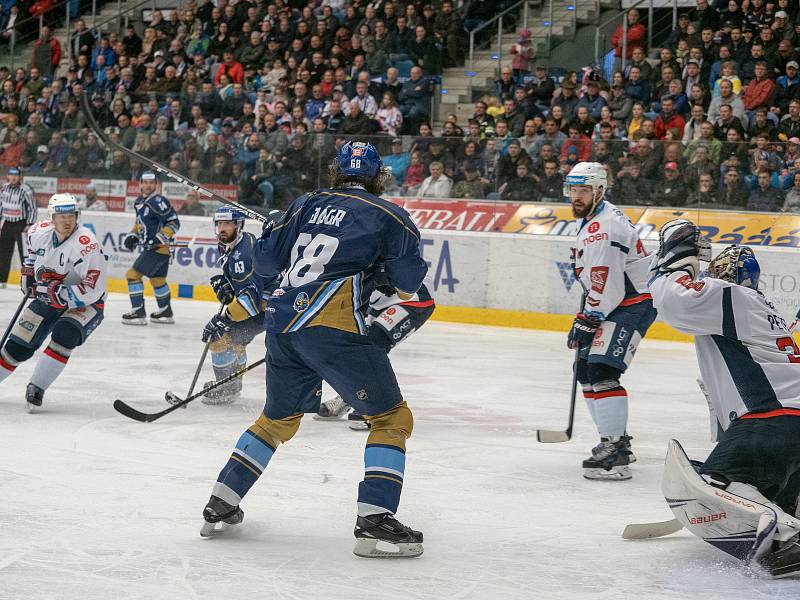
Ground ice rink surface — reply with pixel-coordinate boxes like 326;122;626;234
1;288;799;600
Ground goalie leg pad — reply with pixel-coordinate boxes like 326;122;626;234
662;439;779;563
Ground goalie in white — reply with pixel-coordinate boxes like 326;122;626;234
650;219;800;578
0;193;108;411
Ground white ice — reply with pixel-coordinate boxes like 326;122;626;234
0;287;798;600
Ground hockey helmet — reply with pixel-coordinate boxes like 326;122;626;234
565;162;608;201
48;193;79;220
213;205;246;230
334;141;383;179
708;245;760;290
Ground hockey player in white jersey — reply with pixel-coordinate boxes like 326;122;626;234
651;220;800;577
0;193;108;410
565;162;657;480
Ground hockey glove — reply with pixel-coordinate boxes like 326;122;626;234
20;264;35;298
36;281;68;310
122;232;139;251
653;219;711;279
202;313;232;343
567;313;600;350
210;274;235;305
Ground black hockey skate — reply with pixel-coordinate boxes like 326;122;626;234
348;411;371;431
121;307;147;326
25;383;44;413
758;537;800;578
583;437;633;481
150;305;175;324
201;378;241;405
200;495;244;537
314;395;351;420
353;513;424;558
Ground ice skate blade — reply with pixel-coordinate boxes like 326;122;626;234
348;420;370;431
121;318;147;326
202;392;240;406
150;317;175;325
200;519;241;537
353;538;424;558
583;466;631;481
26;402;39;413
313;413;348;421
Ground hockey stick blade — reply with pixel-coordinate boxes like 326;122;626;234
622;519;683;540
113;357;266;422
79;92;267;223
536;429;572;443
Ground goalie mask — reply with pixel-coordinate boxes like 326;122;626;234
708;245;760;290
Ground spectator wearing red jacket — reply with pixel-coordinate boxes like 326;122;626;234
742;61;776;113
560;124;592;163
31;26;61;79
214;51;244;85
654;97;686;140
611;8;645;60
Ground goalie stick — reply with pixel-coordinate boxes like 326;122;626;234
114;357;266;422
621;519;682;540
79;92;267;223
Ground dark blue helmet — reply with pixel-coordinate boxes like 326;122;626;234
213;205;246;227
334;141;382;179
709;245;760;290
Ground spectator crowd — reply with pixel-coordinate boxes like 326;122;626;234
2;0;800;213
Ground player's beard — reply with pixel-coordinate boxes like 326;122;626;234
571;201;591;219
217;231;236;245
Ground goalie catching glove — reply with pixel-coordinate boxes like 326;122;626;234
652;219;712;279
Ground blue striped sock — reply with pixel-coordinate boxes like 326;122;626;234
154;284;171;309
212;429;276;506
357;443;406;516
128;281;144;310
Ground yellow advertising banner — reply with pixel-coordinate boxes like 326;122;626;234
635;209;800;247
503;203;646;235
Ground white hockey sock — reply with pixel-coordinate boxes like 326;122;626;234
0;348;18;383
30;343;72;390
591;385;628;438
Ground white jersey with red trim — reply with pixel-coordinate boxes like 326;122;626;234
25;221;109;308
650;270;800;428
574;199;652;320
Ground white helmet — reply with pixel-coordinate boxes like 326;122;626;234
48;193;79;220
565;162;608;209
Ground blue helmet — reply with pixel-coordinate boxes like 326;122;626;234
709;245;760;290
213;205;246;229
334;141;382;179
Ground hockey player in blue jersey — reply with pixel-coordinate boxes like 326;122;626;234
201;141;429;558
200;206;267;404
121;172;180;325
315;280;436;430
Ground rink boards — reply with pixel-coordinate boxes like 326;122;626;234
8;211;800;342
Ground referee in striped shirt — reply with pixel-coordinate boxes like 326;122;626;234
0;166;37;288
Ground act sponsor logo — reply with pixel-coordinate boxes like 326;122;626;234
590;266;609;293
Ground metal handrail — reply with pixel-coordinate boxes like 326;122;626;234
6;0;72;70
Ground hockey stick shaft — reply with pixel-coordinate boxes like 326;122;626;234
536;292;586;443
185;305;225;399
79;92;267;224
0;292;28;350
115;357;266;422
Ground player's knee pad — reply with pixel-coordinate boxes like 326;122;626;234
150;276;167;288
587;363;623;389
3;339;35;363
125;267;143;282
51;319;84;349
251;412;303;448
366;401;414;449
